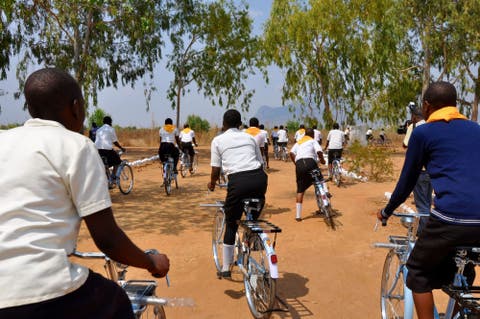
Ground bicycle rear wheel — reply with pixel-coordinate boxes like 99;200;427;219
332;161;341;187
164;167;172;196
212;209;226;273
117;164;134;194
381;250;406;319
180;163;188;178
315;186;335;230
191;155;198;174
243;234;276;319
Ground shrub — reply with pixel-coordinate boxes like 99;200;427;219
186;114;210;132
346;140;394;182
88;108;109;128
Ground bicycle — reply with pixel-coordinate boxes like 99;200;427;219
331;157;343;187
73;249;171;319
179;150;198;178
272;142;279;160
102;150;134;194
374;211;480;319
310;168;335;230
200;199;283;319
162;155;178;196
278;144;289;162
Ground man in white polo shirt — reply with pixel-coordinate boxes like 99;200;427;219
208;109;268;278
179;123;198;173
325;122;345;180
94;115;125;184
0;68;169;318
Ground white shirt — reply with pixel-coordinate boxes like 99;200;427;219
403;119;425;147
211;128;263;175
277;129;288;143
245;127;267;148
0;119;111;308
366;129;373;136
159;125;179;144
260;129;269;145
314;129;322;142
294;129;305;142
327;129;345;149
179;128;195;143
290;139;323;161
94;124;118;150
271;130;279;138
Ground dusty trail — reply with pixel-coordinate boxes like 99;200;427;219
74;146;428;318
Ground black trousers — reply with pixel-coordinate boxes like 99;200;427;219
224;168;268;245
0;270;133;319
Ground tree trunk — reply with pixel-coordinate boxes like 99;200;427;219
176;81;181;129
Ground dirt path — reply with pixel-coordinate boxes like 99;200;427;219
75;146;427;318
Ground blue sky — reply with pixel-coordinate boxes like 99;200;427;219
0;1;283;128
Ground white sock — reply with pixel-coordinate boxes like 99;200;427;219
222;244;234;272
323;182;329;193
296;203;302;219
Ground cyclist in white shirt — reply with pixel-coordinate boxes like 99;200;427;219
95;116;126;183
277;125;288;149
158;118;181;173
294;124;306;142
244;117;267;167
0;68;169;319
290;128;329;221
325;123;345;179
208;110;267;278
260;124;270;169
179;123;198;173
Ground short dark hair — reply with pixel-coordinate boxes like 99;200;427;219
279;125;284;129
165;118;173;125
184;123;189;128
305;128;314;138
103;116;112;125
423;81;457;109
259;124;264;129
333;123;339;129
223;109;242;128
24;68;82;118
249;117;259;127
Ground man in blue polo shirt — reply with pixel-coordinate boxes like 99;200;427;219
378;81;480;319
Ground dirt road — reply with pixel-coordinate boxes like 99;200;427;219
75;146;428;318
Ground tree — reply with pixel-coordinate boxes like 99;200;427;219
165;0;262;128
88;107;109;129
185;114;210;132
10;0;171;107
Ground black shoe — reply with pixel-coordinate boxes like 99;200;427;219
295;217;302;222
217;271;231;279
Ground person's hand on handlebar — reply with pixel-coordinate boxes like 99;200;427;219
377;208;389;226
147;252;170;278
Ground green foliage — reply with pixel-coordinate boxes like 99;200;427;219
286;120;299;134
185;114;210;132
10;0;171;108
346;141;393;182
87;108;109;128
166;0;262;127
0;123;21;130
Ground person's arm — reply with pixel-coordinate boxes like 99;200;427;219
175;134;181;146
84;208;169;277
192;137;198;147
114;141;125;152
317;151;326;165
208;166;221;191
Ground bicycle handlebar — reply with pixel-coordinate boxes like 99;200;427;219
373;242;407;250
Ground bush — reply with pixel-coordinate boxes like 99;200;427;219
88;108;109;128
346;140;394;182
186;114;210;132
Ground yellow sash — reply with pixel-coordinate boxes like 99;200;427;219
163;124;175;133
245;127;260;136
181;128;191;134
297;135;313;145
297;128;305;135
427;106;468;123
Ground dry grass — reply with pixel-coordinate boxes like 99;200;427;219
116;126;221;147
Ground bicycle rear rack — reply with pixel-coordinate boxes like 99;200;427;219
239;219;282;234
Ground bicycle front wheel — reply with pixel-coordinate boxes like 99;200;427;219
322;204;335;230
191;156;198;174
243;234;276;319
212;209;226;273
381;250;406;319
118;164;134;194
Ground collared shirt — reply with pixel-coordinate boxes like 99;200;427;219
314;129;322;142
0;119;111;308
179;128;195;143
327;129;345;149
290;139;323;162
277;129;288;143
159;125;179;144
260;129;269;145
94;124;118;150
271;129;279;138
210;128;263;175
294;129;305;142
